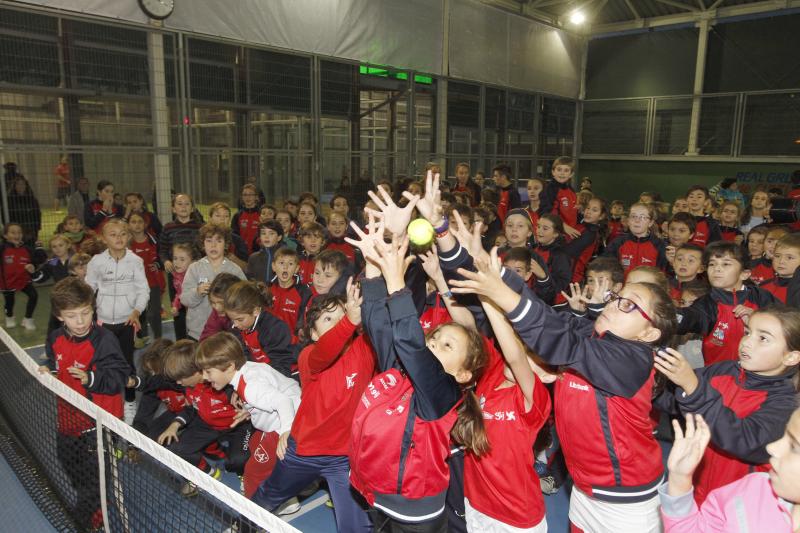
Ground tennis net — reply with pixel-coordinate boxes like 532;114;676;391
0;327;299;533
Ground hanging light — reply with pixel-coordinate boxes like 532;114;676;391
569;10;586;24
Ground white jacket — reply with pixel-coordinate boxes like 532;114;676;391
86;249;150;325
229;362;301;435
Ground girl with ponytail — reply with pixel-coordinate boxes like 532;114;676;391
346;212;489;532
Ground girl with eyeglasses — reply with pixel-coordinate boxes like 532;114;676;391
602;202;669;276
449;246;677;533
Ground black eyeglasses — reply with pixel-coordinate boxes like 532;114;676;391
603;291;655;325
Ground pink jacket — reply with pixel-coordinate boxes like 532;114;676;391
660;473;795;532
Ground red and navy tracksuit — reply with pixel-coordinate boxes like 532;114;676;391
349;279;464;527
564;222;601;283
534;240;573;306
690;215;722;248
655;362;798;504
498;267;666;506
676;286;777;365
253;313;375;533
603;232;668;275
45;324;129;531
130;234;165;340
297;250;317;285
130;374;187;439
231;310;294;377
166;382;250;475
84;199;124;232
719;225;743;243
540;179;578;229
496;246;557;305
325;238;358;263
497;184;522;223
1;241;45;319
270;278;313;337
607;217;624;243
748;257;775;285
232;207;261;254
760;276;790;303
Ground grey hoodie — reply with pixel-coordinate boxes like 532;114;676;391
180;257;245;340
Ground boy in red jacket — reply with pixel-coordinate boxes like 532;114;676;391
760;232;800;303
1;222;46;330
38;277;130;531
157;339;251;496
252;280;374;532
269;248;311;336
232;184;262;254
539;156;580;236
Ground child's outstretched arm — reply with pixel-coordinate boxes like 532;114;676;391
419;247;476;330
371;233;460;420
452;249;653;398
347;215;398;372
305;277;363;374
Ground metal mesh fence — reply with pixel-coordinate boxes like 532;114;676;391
0;327;298;533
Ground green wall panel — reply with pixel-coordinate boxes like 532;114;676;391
578;159;798;204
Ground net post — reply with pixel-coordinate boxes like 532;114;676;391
95;415;111;533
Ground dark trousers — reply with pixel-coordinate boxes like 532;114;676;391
3;283;37;318
167;273;187;340
138;286;163;339
251;437;371;532
166;417;251;475
57;431;101;531
369;509;448;533
101;322;136;402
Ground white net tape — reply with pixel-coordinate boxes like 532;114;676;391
0;327;299;533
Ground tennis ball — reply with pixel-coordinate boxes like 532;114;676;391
407;218;435;246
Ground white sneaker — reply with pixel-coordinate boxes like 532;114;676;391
275;496;301;516
21;318;35;331
124;400;137;425
5;317;16;328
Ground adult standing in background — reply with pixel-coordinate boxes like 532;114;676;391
453;162;482;207
53;156;72;211
8;177;42;245
68;177;91;224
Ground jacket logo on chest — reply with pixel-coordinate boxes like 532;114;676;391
620;254;633;267
569;380;590;392
345;373;358;389
711;322;729;345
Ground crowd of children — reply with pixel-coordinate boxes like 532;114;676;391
15;159;800;532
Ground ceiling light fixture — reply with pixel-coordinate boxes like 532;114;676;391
569;10;586;24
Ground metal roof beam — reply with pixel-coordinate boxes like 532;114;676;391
654;0;700;12
623;0;642;19
591;0;800;35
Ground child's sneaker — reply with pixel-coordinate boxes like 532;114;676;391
180;481;198;498
134;335;150;349
275;496;301;516
21;318;35;330
5;316;16;328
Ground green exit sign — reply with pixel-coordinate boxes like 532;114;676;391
360;65;433;85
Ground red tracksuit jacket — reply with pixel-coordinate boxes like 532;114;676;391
603;232;668;274
759;277;790;303
501;269;665;503
655;362;797;504
677;286;777;365
129;235;166;291
232;207;261;254
46;325;129;436
231;310;294;377
748;257;775;285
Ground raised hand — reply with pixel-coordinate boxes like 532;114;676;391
371;233;415;294
561;282;588;313
418;247;444;283
451;210;488;263
345;277;363;326
407;170;443;227
450;247;519;312
667;414;711;496
365;186;418;237
345;213;386;277
655;347;699;394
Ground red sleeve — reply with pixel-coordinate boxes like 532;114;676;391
304;316;357;374
520;373;551;426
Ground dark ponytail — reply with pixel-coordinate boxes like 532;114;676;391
444;324;490;456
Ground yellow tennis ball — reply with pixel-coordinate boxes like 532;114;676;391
407;218;434;246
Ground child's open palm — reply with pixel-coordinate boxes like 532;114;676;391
344;277;362;326
667;414;711;496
